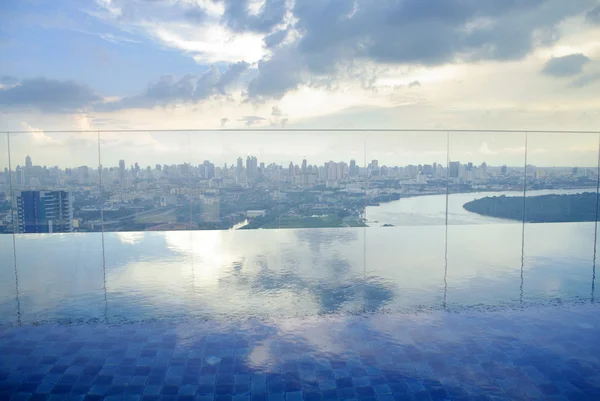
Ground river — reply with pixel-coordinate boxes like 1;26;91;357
366;188;594;226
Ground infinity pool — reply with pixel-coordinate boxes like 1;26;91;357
1;221;598;326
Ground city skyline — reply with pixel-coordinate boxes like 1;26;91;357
2;130;600;169
2;146;597;234
3;153;596;175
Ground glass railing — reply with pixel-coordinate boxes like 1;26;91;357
1;129;599;325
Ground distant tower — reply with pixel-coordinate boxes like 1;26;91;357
119;159;126;186
236;157;243;179
349;159;356;176
449;161;460;178
25;155;32;169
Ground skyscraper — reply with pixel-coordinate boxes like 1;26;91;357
246;156;258;180
370;159;379;176
25;155;32;169
119;159;126;186
14;190;73;233
236;157;244;179
449;161;460;178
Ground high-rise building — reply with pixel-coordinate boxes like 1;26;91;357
449;161;460;178
236;157;244;179
301;159;307;174
246;156;258;180
370;159;379;176
203;160;215;179
119;160;126;186
14;190;73;233
349;159;357;176
25;155;32;169
16;166;24;186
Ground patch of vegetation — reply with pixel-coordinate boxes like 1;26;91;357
463;192;598;223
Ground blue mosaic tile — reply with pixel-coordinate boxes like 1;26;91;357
3;306;600;400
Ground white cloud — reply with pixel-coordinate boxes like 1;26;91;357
153;23;265;63
21;123;60;146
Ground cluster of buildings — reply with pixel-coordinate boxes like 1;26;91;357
0;154;597;233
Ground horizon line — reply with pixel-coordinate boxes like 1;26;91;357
4;128;600;134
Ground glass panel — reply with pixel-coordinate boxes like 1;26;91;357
185;130;366;317
0;133;18;324
100;130;193;321
446;131;526;309
10;131;105;324
365;130;448;311
523;132;599;304
595;165;600;304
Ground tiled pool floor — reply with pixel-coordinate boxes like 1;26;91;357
2;305;600;401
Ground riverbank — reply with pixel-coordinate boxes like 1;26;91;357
463;192;598;223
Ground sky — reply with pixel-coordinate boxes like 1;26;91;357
1;0;600;168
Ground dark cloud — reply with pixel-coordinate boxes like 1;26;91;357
247;0;597;98
97;63;249;111
0;78;100;112
237;116;266;126
97;74;198;111
570;72;600;87
586;5;600;24
215;61;250;94
542;54;591;77
408;81;421;88
271;106;283;117
219;0;288;33
247;48;305;99
0;76;18;85
184;7;207;24
263;27;289;48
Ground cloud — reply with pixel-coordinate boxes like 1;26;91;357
0;76;18;85
21;123;60;146
263;27;289;48
586;5;600;24
92;0;266;63
214;61;250;95
220;0;288;34
96;62;249;111
237;115;266;126
220;117;229;127
95;74;198;111
271;106;283;117
541;53;591;77
0;78;101;113
480;142;548;156
479;142;497;155
246;0;596;98
570;72;600;87
270;105;288;127
98;32;141;45
408;81;421;88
